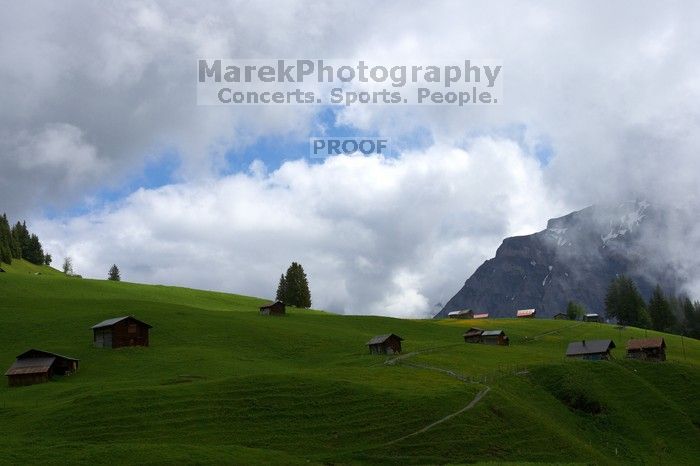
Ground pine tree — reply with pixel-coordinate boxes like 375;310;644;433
605;275;648;327
275;274;287;302
108;264;121;281
44;254;52;266
24;234;45;265
0;213;13;264
682;298;700;339
282;262;312;308
648;285;675;332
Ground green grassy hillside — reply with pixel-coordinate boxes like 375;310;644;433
0;262;698;465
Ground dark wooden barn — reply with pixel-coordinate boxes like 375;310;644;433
463;327;484;343
367;334;403;355
566;339;616;360
482;330;509;346
448;310;474;319
92;316;152;348
552;312;568;320
5;349;79;387
259;301;286;316
626;337;666;361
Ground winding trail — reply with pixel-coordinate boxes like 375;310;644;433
382;344;491;446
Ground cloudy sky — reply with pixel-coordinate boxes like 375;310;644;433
2;1;699;316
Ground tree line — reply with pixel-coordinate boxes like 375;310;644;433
603;275;700;339
0;213;50;266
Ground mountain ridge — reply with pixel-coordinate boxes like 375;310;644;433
435;200;687;318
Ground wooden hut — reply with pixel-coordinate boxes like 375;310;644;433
516;309;536;318
482;330;509;346
463;327;484;343
448;309;474;319
566;339;615;360
92;316;152;348
583;313;602;323
552;312;568;320
259;301;286;316
626;338;666;361
5;349;79;387
367;334;403;355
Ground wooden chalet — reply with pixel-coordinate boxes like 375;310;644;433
259;301;286;316
583;313;602;323
626;337;666;361
5;349;79;387
92;316;152;348
566;339;615;360
482;330;509;346
516;309;536;318
367;334;403;355
463;327;484;343
448;309;474;319
552;312;568;320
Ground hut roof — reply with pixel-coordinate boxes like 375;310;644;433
367;334;403;345
92;316;152;330
566;339;615;356
516;309;536;317
626;337;665;350
585;313;600;318
552;312;567;318
260;301;284;308
16;349;79;362
4;357;56;376
448;310;473;316
482;330;505;337
473;313;489;319
463;328;484;337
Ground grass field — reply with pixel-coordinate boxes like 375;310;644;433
0;259;698;465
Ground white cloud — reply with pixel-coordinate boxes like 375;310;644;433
35;139;563;316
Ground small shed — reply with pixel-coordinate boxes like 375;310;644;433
367;334;403;355
516;309;536;318
92;316;152;348
552;312;568;320
473;313;489;319
626;338;666;361
5;349;79;387
482;330;509;346
583;313;602;323
259;301;286;316
566;339;616;360
448;309;474;319
463;327;484;343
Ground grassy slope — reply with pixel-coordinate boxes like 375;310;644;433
0;260;698;465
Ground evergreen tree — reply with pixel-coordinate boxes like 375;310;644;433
648;285;676;332
12;221;30;259
44;254;52;266
566;301;585;320
24;234;45;265
282;262;312;308
605;275;649;327
682;298;700;339
275;274;287;302
0;213;13;264
107;264;121;281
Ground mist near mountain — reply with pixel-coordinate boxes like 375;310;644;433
435;201;699;318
